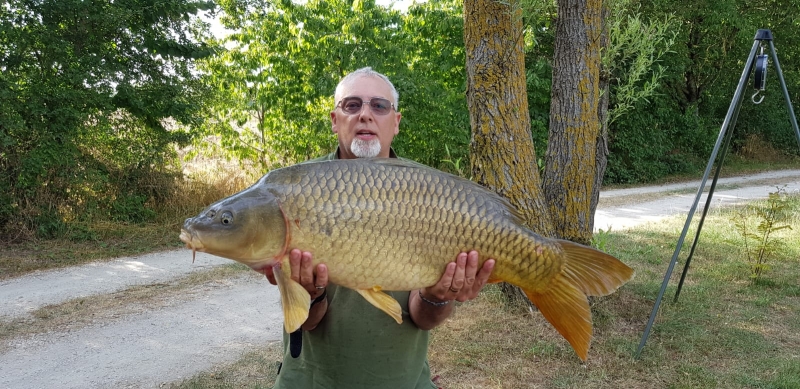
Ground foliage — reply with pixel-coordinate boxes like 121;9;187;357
605;93;715;183
608;0;800;185
731;186;794;280
196;0;470;170
591;227;612;252
519;0;682;182
440;145;470;178
0;0;216;240
602;0;678;126
520;0;557;160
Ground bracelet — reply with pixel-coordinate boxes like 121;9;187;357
310;290;327;307
418;289;450;307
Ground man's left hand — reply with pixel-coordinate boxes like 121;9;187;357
423;251;495;303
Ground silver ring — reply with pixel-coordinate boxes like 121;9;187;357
315;285;325;290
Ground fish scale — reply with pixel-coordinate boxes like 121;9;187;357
180;157;634;361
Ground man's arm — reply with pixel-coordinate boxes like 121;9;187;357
409;251;496;331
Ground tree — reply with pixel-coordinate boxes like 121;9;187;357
0;0;215;240
543;0;604;245
197;0;401;169
464;0;553;305
198;0;472;170
464;0;553;235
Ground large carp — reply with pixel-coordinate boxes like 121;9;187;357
180;158;634;361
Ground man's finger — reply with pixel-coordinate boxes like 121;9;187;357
300;251;314;288
450;252;467;291
315;264;329;288
289;249;302;282
475;259;496;288
428;262;457;299
463;250;479;288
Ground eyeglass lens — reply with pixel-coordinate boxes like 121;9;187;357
339;97;393;115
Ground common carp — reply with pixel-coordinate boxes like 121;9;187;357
180;158;634;361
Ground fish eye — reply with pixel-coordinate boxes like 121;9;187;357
221;211;233;225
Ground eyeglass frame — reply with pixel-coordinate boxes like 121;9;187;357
335;96;397;116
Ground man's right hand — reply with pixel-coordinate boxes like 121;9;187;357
265;249;328;300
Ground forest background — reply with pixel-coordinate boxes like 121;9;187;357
1;0;799;243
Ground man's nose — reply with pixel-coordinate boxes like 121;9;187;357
358;106;374;121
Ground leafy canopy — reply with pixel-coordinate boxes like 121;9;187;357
0;0;216;239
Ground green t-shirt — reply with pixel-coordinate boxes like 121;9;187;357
272;148;437;389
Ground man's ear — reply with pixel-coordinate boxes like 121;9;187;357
331;111;339;133
394;112;401;135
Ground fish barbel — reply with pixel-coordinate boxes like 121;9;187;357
180;158;634;361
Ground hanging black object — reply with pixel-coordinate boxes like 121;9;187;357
752;47;769;104
754;52;768;90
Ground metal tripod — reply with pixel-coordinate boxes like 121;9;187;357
635;29;800;358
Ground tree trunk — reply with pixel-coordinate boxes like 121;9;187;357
544;0;603;245
590;2;611;233
463;0;553;307
463;0;553;236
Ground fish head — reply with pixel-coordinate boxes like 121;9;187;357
180;185;286;270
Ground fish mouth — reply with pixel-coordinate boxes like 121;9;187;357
179;229;203;249
180;229;205;263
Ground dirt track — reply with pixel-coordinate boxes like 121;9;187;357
1;169;799;388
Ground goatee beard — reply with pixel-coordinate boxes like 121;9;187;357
351;138;382;158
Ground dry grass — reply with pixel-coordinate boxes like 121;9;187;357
168;343;284;389
0;163;254;280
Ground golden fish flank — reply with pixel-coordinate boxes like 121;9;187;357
180;158;635;361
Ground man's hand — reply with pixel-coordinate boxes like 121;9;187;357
264;249;328;300
422;251;496;303
411;251;495;330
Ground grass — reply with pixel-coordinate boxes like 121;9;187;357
0;164;253;280
164;193;800;389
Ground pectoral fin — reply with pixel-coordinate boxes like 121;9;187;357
355;287;403;324
273;262;311;333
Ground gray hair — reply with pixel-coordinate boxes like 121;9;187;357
334;67;400;108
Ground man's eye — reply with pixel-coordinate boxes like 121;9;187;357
373;100;389;110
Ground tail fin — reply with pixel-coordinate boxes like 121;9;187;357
523;240;634;361
557;240;635;297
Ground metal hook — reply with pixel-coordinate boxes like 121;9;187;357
752;90;765;104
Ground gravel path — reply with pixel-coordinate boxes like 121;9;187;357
1;169;799;388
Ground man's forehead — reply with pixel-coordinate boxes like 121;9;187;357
337;76;393;100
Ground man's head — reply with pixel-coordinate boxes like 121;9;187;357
331;67;402;159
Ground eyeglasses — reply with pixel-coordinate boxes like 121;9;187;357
336;96;396;116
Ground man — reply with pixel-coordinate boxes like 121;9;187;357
266;67;496;388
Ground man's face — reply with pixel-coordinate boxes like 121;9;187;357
331;76;401;159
